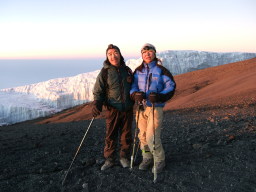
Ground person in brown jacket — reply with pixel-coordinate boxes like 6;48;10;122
92;44;134;171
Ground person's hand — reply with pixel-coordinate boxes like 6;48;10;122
149;92;159;103
133;91;145;102
92;101;102;117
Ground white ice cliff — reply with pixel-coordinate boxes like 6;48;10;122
1;50;256;125
0;70;99;125
157;50;256;75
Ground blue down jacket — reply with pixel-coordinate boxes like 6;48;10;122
130;60;176;107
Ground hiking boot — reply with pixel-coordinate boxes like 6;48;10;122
139;158;153;170
152;161;165;173
120;158;130;168
101;159;114;171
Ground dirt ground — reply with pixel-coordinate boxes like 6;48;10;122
0;103;255;192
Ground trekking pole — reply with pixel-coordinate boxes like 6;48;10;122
130;102;141;169
62;117;95;186
152;102;157;183
134;140;141;163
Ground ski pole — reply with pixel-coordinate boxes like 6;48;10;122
134;140;141;163
130;103;141;169
152;103;157;183
62;117;95;186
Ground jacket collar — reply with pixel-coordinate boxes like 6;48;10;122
143;60;156;69
103;61;125;69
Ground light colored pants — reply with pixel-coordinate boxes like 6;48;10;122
136;106;165;162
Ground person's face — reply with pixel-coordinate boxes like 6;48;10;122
142;50;155;64
107;48;120;66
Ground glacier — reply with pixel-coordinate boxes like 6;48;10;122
1;50;256;126
0;71;99;126
157;50;256;75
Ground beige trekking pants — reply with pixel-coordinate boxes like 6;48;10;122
136;106;165;162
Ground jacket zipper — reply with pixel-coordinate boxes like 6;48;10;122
145;65;150;92
117;68;125;111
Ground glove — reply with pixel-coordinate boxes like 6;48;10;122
131;91;145;102
149;92;159;103
134;91;145;102
92;101;103;117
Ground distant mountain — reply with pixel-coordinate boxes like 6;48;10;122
0;50;255;125
127;50;256;75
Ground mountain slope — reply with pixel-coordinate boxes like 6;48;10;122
164;57;256;110
37;57;256;124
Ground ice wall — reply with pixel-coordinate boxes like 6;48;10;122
157;50;256;75
0;71;99;126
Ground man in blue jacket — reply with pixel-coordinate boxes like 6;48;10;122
130;43;176;173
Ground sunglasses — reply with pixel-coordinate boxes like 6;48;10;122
141;46;156;53
143;46;154;50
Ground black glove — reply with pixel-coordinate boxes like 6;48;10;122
92;101;103;117
131;91;145;102
149;92;159;103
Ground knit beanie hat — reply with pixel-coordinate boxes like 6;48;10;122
141;43;156;53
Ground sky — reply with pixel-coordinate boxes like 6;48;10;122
0;0;256;60
0;0;255;89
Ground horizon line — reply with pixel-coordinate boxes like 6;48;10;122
1;49;256;60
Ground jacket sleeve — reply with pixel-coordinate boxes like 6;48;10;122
130;70;139;95
93;69;107;103
158;67;176;102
